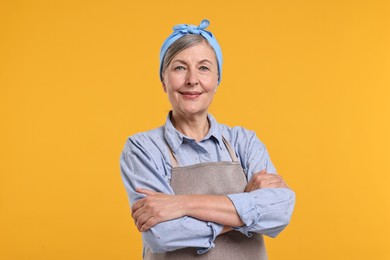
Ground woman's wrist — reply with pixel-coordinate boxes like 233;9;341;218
180;194;244;227
181;194;202;216
221;226;233;234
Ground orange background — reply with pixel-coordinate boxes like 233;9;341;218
1;0;389;259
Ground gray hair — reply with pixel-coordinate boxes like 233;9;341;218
161;34;217;80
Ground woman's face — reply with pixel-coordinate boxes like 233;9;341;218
162;41;219;119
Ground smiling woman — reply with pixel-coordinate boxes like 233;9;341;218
120;19;295;260
162;39;219;140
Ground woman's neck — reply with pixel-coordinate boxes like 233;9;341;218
171;111;210;142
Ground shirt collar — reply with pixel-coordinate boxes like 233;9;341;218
164;111;223;153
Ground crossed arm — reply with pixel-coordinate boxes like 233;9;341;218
121;131;295;253
132;169;289;233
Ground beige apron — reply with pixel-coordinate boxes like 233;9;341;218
144;137;267;260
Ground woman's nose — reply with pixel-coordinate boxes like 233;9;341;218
185;69;199;86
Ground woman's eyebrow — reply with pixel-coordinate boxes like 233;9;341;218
172;59;213;65
171;59;187;64
199;59;213;64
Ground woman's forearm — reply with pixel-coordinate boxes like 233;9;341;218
133;189;243;231
182;194;244;227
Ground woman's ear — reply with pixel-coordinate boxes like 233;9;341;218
213;84;218;93
214;73;219;93
213;77;219;93
161;71;167;92
162;81;167;93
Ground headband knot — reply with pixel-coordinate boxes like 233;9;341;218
187;25;200;34
159;19;223;85
173;19;210;34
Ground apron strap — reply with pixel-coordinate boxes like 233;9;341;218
221;135;239;162
168;147;180;168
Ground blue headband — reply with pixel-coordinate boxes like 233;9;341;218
159;19;223;85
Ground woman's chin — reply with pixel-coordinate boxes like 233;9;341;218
175;107;208;118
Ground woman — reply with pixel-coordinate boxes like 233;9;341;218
120;19;295;259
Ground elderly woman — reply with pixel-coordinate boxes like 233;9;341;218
120;19;295;259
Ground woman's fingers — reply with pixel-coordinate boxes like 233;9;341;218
140;216;159;232
245;171;289;192
132;201;146;222
132;198;156;231
135;211;156;231
131;192;187;231
132;188;160;216
256;176;288;188
134;208;157;232
131;198;145;217
136;188;158;196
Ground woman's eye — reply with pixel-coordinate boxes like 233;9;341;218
174;66;185;71
200;66;209;71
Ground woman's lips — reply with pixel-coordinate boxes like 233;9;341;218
180;91;202;99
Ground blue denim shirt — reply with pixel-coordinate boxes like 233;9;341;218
120;113;295;255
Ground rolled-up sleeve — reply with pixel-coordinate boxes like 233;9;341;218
227;127;296;237
144;218;222;253
227;188;295;237
120;134;223;254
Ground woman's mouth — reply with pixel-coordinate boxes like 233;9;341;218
180;91;202;99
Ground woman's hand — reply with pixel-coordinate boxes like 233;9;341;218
132;188;187;232
245;169;289;192
132;189;245;231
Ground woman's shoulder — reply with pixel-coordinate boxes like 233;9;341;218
121;126;170;176
123;126;166;153
218;123;262;143
217;123;267;158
